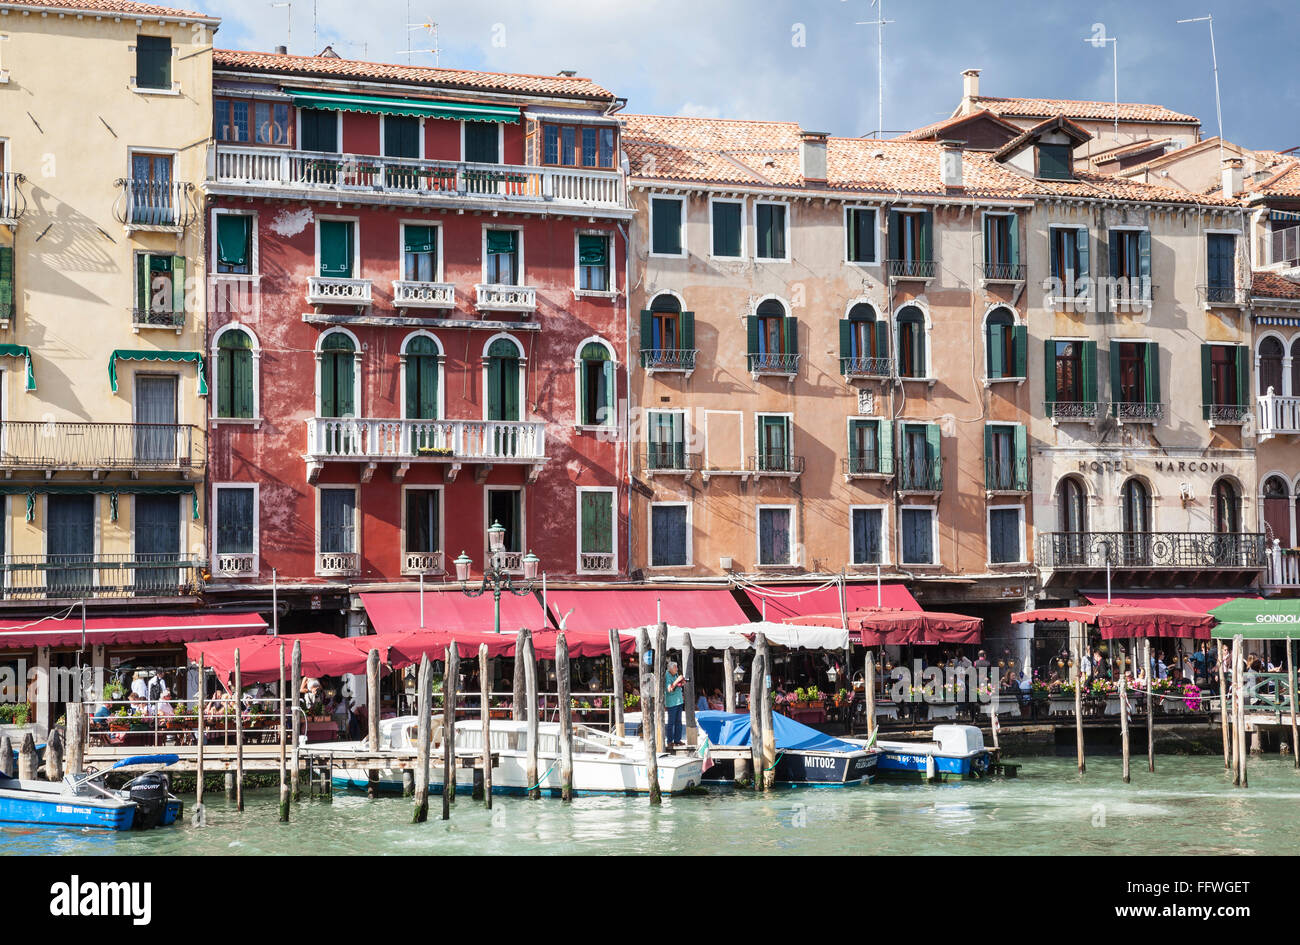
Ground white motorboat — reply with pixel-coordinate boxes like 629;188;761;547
311;716;703;797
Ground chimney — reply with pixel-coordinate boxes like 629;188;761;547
275;45;288;55
939;140;963;188
962;68;981;108
1221;157;1244;198
799;130;829;182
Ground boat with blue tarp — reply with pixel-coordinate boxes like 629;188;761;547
695;710;879;786
0;754;183;830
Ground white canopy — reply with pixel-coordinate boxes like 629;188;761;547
619;621;847;652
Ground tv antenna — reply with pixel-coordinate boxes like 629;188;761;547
1177;14;1224;167
1082;25;1118;138
271;1;291;52
398;18;440;66
856;0;893;139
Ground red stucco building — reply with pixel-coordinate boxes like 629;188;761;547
203;49;632;631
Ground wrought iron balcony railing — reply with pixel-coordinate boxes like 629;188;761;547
886;258;937;280
0;553;203;600
751;453;805;475
747;352;800;376
1036;531;1266;570
840;356;893;378
0;421;203;470
985;456;1029;492
132;306;186;330
641;444;701;473
1110;401;1164;424
1204;403;1251;425
843;453;892;477
981;262;1025;282
1197;284;1249;307
113;178;199;229
0;172;28;224
1046;401;1101;423
898;456;943;492
640;348;697;373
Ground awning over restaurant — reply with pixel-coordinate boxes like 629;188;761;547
287;89;520;123
792;608;982;646
544;588;748;633
360;590;548;636
1012;604;1214;640
740;582;920;621
619;621;847;651
347;629;634;666
185;632;376;686
1209;599;1300;640
1084;593;1255;614
0;612;267;651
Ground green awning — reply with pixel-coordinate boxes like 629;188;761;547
110;350;207;396
578;234;608;266
287;89;519;124
0;344;35;391
0;483;200;522
1210;598;1300;640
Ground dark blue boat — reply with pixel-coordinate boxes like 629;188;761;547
696;711;879;787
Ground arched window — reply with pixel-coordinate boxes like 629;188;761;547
1292;338;1300;396
1259;336;1285;396
642;294;694;369
755;299;787;355
1213;479;1241;535
578;340;614;427
1121;478;1151;565
215;327;255;419
319;332;356;418
403;335;441;421
896;305;926;378
748;298;796;374
1057;476;1088;565
1262;475;1291;546
846;303;882;360
985;307;1018;379
485;336;522;422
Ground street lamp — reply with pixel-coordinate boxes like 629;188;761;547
455;521;540;634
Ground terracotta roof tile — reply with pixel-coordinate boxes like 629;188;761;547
1252;270;1300;301
1251;160;1300;197
0;0;214;19
213;48;614;101
973;95;1199;124
1089;137;1172;165
622;113;1236;207
893;108;1021;143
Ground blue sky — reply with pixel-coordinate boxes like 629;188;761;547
197;0;1298;150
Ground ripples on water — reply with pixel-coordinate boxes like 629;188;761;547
7;755;1300;856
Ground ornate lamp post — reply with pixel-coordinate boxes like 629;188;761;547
454;520;540;635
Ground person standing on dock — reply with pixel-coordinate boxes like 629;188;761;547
665;661;686;747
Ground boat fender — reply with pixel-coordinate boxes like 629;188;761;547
925;755;937;781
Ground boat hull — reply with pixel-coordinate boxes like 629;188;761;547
873;746;991;781
0;785;136;830
703;749;878;788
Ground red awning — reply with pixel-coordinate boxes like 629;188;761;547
741;583;920;622
346;629;633;667
543;588;748;632
791;608;982;646
1011;604;1214;640
185;632;379;686
1083;593;1256;614
360;590;548;635
0;612;267;651
530;630;635;660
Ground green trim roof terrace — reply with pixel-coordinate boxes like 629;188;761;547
287;89;520;124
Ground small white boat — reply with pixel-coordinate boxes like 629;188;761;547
313;717;703;797
845;725;995;781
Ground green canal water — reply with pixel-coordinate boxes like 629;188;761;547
8;755;1300;856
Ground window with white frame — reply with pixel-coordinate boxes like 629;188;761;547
577;232;611;292
485;228;520;285
578;488;616;572
213;484;258;576
317;487;358;574
134;251;186;326
214;212;255;275
900;506;936;565
403;487;442;571
757;506;795;566
851;506;885;565
402;223;440;282
988;505;1024;564
577;339;615;427
214;325;257;420
649;503;689;567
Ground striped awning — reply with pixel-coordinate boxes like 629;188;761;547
288;89;519;124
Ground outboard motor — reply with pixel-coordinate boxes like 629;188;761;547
123;773;170;830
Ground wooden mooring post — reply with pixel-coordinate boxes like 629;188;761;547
609;628;624;738
0;736;13;778
446;642;459;809
1144;639;1154;774
865;650;877;739
1073;647;1086;775
683;632;697;748
524;630;540;799
653;622;667;756
513;629;527;722
413;653;431;824
291;640;302;802
278;641;289;823
1289;637;1299;769
66;701;84;777
1219;643;1230;771
479;643;492;809
195;655;205;812
748;649;764;792
234;647;244;811
442;646;453;819
557;631;574;801
1119;673;1131;783
1231;636;1242;786
756;632;775;790
1236;635;1248;788
366;647;380;799
640;627;660;806
17;733;37;781
45;728;63;782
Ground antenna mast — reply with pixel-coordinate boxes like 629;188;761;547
400;18;441;67
1177;15;1224;167
1083;26;1119;139
857;0;893;138
271;1;291;52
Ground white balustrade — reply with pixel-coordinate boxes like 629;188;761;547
403;551;445;574
475;283;537;313
306;418;546;463
392;280;456;309
316;552;360;576
1257;391;1300;438
214;553;257;577
307;276;373;306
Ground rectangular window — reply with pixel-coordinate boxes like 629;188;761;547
318;220;355;278
215;486;256;558
577;233;610;291
403;224;439;282
1207;233;1236;293
756;415;791;471
848;419;892;475
135;35;171;90
1044;338;1097;416
299;108;338;153
578;490;614;559
1108;228;1151;304
711;200;743;258
215;98;291;146
216;214;253;275
580;127;599;167
651;197;684;256
1049;226;1089;297
756;203;787;260
888;209;934;265
989;507;1023;563
985;424;1026;491
541;123;617;168
129;152;175;226
647;410;686;470
983;213;1019;278
464;122;500;164
851;507;883;565
486;489;523;554
1112;341;1159;406
485;229;519;284
1201;344;1249;419
757;507;794;566
384;116;421;159
650;504;689;567
900;423;941;491
134;253;186;325
900;508;935;565
1037;143;1072;180
405;489;441;555
319;488;356;555
846;207;877;263
1053;341;1082;401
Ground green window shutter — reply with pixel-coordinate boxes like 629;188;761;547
878;420;894;474
838;319;851;372
216;215;251;268
652;200;681;255
1234;345;1250;407
321;351;336;416
1109;344;1122;404
233;349;253;419
1043;339;1057;407
0;244;12;319
1012;325;1027;377
578;234;608;266
1075;228;1089;278
319;221;353;277
982;215;993;265
639;310;653;353
680;311;695;351
783;317;799;357
1009;214;1020;265
983;423;994;469
988;323;1005;378
1200;344;1213;419
487;357;502;419
875;321;888;363
1107;231;1119;279
216;347;232;418
580;492;613;555
1013;424;1028;489
848;211;860;262
136;35;171;90
136;253;150;313
171;256;186;317
746;315;759;356
486;230;516;256
1144;343;1160;404
492;353;519;421
920;212;933;261
336;354;355;416
404;225;436;254
925;424;942;487
887;209;902;261
1082;340;1097;404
